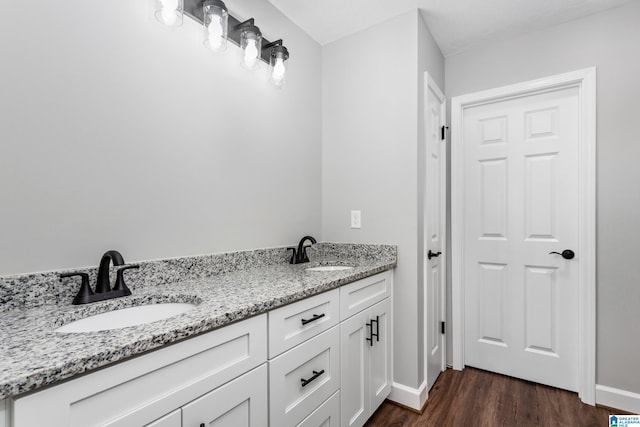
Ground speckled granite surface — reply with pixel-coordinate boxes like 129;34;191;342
0;243;396;400
0;247;296;312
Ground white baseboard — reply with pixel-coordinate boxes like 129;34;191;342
388;381;427;411
596;384;640;414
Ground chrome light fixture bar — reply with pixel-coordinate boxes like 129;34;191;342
183;0;290;72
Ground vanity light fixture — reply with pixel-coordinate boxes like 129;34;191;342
203;0;228;52
264;40;289;87
155;0;184;27
236;19;262;70
164;0;291;86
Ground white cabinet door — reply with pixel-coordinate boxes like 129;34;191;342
340;309;370;427
181;364;268;427
0;399;7;427
340;298;392;427
368;298;392;411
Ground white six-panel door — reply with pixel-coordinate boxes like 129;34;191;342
463;86;580;391
425;74;446;392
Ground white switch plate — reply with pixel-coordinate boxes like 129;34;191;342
351;210;361;229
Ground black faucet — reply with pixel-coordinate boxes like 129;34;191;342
96;250;125;293
288;236;317;264
60;250;139;305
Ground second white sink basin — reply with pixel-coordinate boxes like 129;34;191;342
306;266;354;272
55;303;196;333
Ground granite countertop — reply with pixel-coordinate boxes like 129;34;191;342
0;255;395;400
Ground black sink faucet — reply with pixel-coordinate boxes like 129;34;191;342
60;250;139;305
288;236;317;264
96;250;125;293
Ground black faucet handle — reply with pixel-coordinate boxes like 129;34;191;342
61;272;95;305
286;247;297;264
113;264;139;293
60;272;89;281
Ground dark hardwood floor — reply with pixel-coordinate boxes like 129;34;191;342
365;367;617;427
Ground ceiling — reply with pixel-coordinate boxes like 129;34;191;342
266;0;632;56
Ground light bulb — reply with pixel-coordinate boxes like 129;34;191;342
207;16;224;50
160;0;179;25
243;39;258;69
272;57;286;83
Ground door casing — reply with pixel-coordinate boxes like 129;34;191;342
450;68;596;404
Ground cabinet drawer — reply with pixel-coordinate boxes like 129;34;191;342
182;364;268;427
297;391;340;427
269;289;339;357
269;326;340;427
340;271;392;320
12;314;267;427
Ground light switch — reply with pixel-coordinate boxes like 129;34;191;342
351;210;361;229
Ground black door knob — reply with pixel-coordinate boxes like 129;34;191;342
428;250;442;260
549;249;575;260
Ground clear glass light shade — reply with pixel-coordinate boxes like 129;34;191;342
154;0;183;27
240;28;262;70
270;48;288;87
203;2;228;52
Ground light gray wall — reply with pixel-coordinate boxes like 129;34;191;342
445;1;640;393
418;15;445;92
0;0;322;275
323;10;444;389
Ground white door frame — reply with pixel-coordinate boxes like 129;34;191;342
423;72;447;391
450;68;596;404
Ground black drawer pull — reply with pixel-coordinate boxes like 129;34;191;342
301;313;325;325
372;315;380;342
300;369;325;387
366;316;380;346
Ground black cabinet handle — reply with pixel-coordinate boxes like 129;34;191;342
428;250;442;260
373;316;380;342
549;249;575;260
366;316;380;346
301;313;325;325
300;369;325;387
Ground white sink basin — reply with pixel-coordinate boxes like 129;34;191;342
55;303;196;333
306;266;354;272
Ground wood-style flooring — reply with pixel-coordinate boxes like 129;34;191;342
365;367;618;427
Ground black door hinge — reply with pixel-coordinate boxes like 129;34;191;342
440;321;446;334
441;125;449;141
